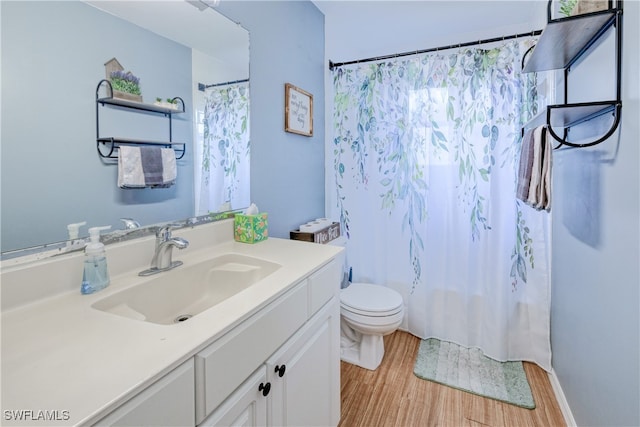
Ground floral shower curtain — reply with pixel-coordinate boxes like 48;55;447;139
328;39;552;370
197;82;250;215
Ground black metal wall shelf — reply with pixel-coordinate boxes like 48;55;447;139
96;137;186;159
522;0;623;149
97;96;185;115
95;79;186;159
523;9;617;73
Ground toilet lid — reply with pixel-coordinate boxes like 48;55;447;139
341;283;403;314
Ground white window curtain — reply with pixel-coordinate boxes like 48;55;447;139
197;82;250;215
328;39;552;371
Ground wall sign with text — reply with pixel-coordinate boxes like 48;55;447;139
285;83;313;137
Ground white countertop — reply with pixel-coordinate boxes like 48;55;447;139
1;234;342;426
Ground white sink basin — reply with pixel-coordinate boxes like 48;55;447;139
92;254;281;325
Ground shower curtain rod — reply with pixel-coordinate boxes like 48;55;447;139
198;78;249;92
328;29;542;70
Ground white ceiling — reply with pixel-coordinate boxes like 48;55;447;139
312;1;547;63
85;1;248;65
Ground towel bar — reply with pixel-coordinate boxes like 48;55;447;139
97;138;186;160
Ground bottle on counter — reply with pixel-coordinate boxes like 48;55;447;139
81;225;111;295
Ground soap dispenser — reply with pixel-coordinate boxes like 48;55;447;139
81;226;112;295
67;221;86;240
65;221;87;252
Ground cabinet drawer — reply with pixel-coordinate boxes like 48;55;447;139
94;359;195;427
195;281;308;424
308;260;340;315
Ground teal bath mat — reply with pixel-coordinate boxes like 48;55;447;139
413;338;535;409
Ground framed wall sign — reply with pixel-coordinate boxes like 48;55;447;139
285;83;313;136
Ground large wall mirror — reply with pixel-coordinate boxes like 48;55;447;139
1;1;250;255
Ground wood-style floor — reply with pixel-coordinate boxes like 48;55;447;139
338;331;566;427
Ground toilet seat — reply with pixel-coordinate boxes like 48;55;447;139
340;283;403;316
341;306;404;327
341;304;402;317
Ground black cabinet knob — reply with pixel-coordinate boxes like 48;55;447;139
275;364;286;377
258;382;271;397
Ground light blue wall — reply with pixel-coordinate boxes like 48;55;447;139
1;1;193;251
217;1;325;238
551;2;640;425
2;0;325;248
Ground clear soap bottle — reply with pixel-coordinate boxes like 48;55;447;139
81;225;111;295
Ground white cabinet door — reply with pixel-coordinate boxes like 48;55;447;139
94;360;195;427
199;366;268;427
194;281;308;424
266;300;340;427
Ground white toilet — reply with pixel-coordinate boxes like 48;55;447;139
340;282;404;370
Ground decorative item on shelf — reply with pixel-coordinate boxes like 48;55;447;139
577;0;609;14
285;83;313;137
104;57;143;103
558;0;579;17
154;97;180;110
557;0;609;18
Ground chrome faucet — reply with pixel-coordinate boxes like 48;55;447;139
120;218;141;229
139;224;189;276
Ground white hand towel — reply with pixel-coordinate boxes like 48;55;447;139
118;146;144;188
160;147;177;186
118;146;176;189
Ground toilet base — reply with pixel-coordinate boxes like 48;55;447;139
340;322;385;370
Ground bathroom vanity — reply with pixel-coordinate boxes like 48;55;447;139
1;219;343;426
